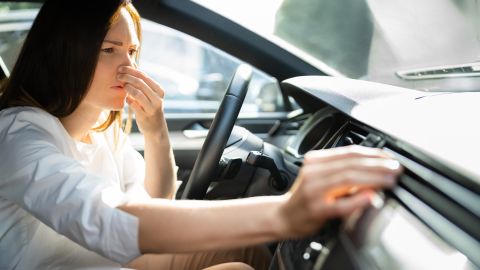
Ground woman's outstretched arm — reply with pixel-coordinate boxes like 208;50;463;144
119;145;402;254
119;195;286;254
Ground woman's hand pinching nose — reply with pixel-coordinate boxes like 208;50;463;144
117;65;167;136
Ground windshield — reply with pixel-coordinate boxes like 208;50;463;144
194;0;480;92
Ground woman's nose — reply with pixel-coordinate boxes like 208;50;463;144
120;53;136;68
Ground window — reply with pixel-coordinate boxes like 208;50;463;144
0;4;285;114
0;2;40;74
139;19;284;114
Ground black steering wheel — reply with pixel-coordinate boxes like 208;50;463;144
182;64;253;199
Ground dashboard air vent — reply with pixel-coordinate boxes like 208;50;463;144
332;123;370;147
384;147;480;266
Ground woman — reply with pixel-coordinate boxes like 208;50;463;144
0;0;402;269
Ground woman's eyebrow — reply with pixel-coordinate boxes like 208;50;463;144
103;40;123;46
103;39;139;48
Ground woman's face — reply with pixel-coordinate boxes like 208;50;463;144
82;7;139;112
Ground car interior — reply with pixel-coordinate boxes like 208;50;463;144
1;0;479;269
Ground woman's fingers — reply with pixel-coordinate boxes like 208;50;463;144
311;169;396;200
294;166;394;216
303;155;401;178
118;73;158;103
298;155;401;201
117;65;166;117
118;66;165;98
304;145;393;165
301;156;401;188
118;73;164;115
126;94;143;112
321;190;371;218
124;84;153;113
281;146;402;237
119;65;168;135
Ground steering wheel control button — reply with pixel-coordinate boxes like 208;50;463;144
247;151;289;191
217;157;243;179
303;241;324;261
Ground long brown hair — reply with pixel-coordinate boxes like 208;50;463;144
0;0;142;133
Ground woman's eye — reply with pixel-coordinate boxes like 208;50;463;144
129;48;138;56
101;48;114;54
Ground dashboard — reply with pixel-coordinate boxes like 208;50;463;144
267;76;480;270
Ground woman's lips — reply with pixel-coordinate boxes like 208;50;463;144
111;85;124;90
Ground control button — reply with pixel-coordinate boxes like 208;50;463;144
343;136;355;145
360;133;384;148
303;241;324;261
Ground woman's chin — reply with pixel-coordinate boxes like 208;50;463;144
105;101;126;111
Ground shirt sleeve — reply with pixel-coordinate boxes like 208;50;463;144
0;110;141;264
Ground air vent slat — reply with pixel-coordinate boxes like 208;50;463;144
396;62;480;80
332;123;369;147
393;187;480;267
385;148;480;218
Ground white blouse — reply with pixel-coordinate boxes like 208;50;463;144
0;106;149;269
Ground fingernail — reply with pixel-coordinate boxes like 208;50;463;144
385;160;401;170
370;192;384;208
118;66;126;72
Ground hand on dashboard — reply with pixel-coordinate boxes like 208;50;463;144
278;145;402;238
